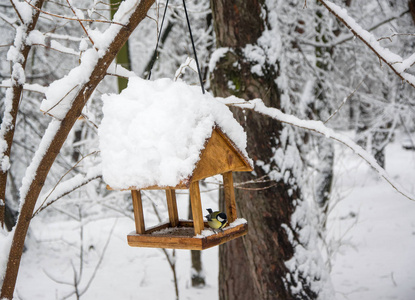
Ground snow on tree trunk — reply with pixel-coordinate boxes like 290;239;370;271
210;0;332;298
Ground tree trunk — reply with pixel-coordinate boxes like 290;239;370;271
410;0;415;24
312;3;334;210
210;1;323;298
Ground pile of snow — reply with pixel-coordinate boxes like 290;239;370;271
99;77;250;190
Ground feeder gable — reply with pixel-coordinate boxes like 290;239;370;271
190;127;252;184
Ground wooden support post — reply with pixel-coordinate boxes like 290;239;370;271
166;189;179;227
223;171;237;223
131;190;145;234
190;181;204;235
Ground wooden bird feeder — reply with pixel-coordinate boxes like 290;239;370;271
99;77;253;250
108;127;252;250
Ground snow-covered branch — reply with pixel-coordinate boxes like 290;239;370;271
317;0;415;89
219;96;415;202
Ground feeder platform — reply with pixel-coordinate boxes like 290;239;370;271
127;220;248;250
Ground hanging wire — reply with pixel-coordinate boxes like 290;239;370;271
147;0;205;94
182;0;205;94
147;0;170;80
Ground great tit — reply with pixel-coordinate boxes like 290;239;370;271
205;208;227;232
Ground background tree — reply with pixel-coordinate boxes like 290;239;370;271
210;0;331;298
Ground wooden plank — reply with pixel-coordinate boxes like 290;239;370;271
203;223;248;249
128;234;203;250
190;181;204;235
166;189;179;227
131;190;145;234
223;171;237;223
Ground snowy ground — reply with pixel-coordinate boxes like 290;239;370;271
328;136;415;300
15;135;415;300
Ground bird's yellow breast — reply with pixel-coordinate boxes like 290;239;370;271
208;219;226;229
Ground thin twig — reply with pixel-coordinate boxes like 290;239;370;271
80;113;99;129
0;84;46;94
65;0;95;46
9;0;24;24
105;72;130;79
378;32;415;42
43;84;79;117
23;0;126;27
236;183;279;191
32;151;99;217
78;219;117;297
31;42;79;56
324;77;365;124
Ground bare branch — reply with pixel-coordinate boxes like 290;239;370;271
78;219;117;297
42;84;79;119
65;0;95;46
9;0;24;24
31;41;80;56
324;77;365;124
32;151;99;218
0;83;47;94
378;32;415;42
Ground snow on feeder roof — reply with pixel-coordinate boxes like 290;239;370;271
98;77;252;250
99;76;252;191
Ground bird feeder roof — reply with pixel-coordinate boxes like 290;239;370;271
99;77;253;190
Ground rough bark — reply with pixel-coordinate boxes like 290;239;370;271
211;0;264;48
0;1;155;298
211;1;318;299
0;0;45;229
410;0;415;24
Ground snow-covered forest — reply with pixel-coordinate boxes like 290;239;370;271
1;0;415;299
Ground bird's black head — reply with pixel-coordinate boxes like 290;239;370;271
206;208;213;214
217;212;227;223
